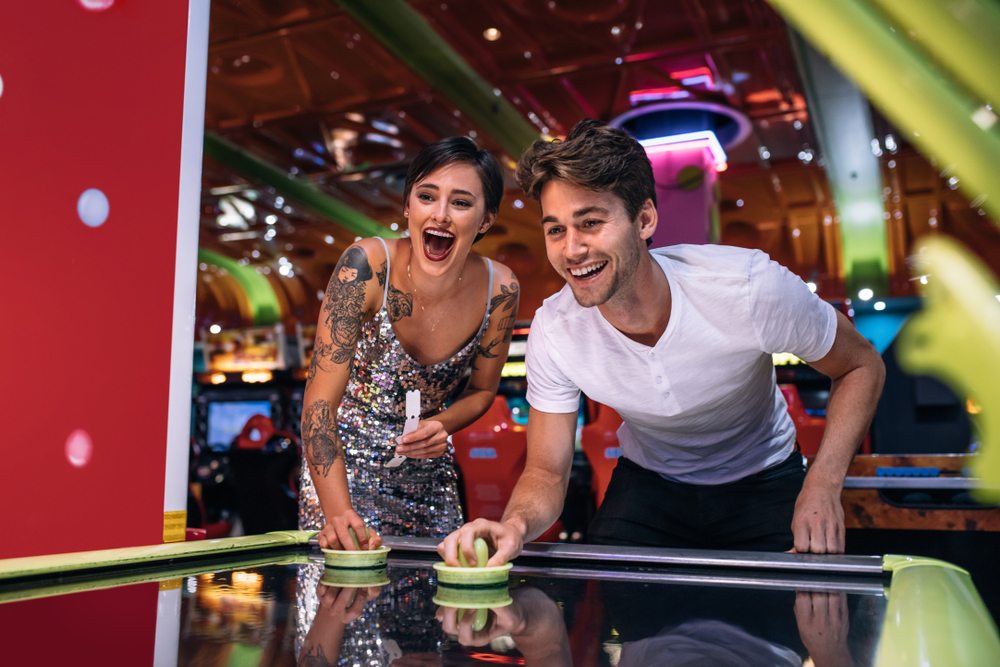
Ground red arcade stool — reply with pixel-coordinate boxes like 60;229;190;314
580;399;624;510
452;396;562;542
235;414;276;449
779;384;826;457
779;384;871;456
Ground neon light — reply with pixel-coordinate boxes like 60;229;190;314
639;131;728;165
241;370;273;383
670;67;715;89
501;361;527;377
629;87;690;105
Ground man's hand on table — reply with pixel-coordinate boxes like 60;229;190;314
437;518;525;567
791;476;846;553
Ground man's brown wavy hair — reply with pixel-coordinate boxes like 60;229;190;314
514;118;657;225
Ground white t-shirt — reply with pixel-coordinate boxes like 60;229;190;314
526;245;837;485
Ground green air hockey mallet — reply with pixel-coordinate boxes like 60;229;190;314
434;537;511;631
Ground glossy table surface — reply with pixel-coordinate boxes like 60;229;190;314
0;534;996;666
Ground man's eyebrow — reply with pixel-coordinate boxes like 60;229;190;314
415;183;476;198
541;206;611;225
573;206;610;218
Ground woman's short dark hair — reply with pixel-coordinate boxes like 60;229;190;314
515;118;656;223
340;245;373;283
403;137;504;243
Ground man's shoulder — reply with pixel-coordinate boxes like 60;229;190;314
653;244;762;281
534;283;592;328
649;243;767;273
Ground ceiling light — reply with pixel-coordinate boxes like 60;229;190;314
209;324;222;334
483;28;501;41
858;288;874;301
874;301;886;311
807;282;817;293
639;131;728;166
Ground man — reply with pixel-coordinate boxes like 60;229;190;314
439;119;884;565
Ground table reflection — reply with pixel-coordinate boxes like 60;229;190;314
291;562;882;667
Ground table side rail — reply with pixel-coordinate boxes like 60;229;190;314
380;537;887;576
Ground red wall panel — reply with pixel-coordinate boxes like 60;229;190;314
0;2;193;557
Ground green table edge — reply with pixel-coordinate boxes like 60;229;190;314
0;530;318;581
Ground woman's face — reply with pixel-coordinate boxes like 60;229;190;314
404;162;494;275
338;265;358;284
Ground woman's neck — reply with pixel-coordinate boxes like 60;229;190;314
405;240;465;302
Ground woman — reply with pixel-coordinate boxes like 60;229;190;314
299;137;519;551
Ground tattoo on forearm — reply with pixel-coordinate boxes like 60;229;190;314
376;260;387;287
302;399;339;477
387;284;413;323
299;645;334;667
475;277;519;369
309;246;373;378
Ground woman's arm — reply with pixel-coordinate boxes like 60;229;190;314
302;239;386;549
395;262;519;458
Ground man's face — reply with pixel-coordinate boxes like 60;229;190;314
539;180;644;308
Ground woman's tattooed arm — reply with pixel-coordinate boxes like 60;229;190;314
308;246;375;380
302;399;339;477
475;278;519;367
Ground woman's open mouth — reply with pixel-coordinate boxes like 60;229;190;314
423;228;455;261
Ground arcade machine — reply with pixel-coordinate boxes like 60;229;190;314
190;325;299;536
284;322;317;442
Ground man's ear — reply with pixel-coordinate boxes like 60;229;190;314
637;198;657;242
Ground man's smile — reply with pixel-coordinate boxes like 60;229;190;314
567;260;608;280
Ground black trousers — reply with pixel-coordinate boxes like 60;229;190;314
589;451;806;551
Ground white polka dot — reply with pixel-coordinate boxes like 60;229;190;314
78;188;109;227
77;0;115;10
66;429;94;467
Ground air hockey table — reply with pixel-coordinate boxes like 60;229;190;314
1;531;997;666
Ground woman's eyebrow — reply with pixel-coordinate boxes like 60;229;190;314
416;183;476;198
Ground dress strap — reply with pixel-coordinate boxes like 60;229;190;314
374;237;390;310
484;258;494;316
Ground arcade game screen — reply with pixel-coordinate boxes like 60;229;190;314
206;401;272;450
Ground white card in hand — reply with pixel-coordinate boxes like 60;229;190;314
385;389;420;468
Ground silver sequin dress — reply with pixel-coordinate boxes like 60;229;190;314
299;237;493;538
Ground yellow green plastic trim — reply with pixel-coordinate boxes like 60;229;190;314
883;554;968;575
0;530;318;581
0;552;312;605
877;556;1000;666
766;0;1000;222
896;237;1000;503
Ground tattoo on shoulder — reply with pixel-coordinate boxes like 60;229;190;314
309;246;373;376
302;399;339;477
387;284;413;323
474;277;520;369
376;260;387;287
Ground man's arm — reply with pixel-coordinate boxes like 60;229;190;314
794;309;886;553
438;407;577;566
